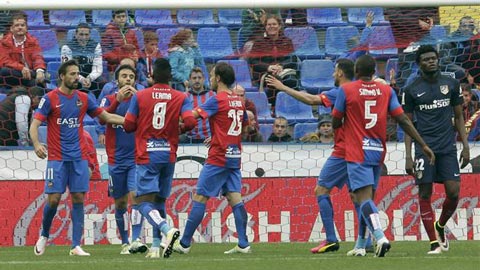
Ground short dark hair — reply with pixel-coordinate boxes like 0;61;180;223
115;64;137;81
214;62;235;87
58;59;79;76
336;58;355;81
11;11;27;24
415;45;439;64
355;55;376;78
189;67;204;78
153;58;172;84
76;22;91;31
112;10;127;18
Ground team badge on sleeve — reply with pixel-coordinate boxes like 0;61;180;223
440;85;449;95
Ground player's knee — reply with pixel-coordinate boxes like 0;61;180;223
314;185;330;196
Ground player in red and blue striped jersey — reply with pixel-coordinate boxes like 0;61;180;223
100;64;147;255
332;55;435;257
123;58;196;258
30;60;125;257
173;62;251;255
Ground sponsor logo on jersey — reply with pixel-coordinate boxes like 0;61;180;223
56;117;80;128
418;98;450;111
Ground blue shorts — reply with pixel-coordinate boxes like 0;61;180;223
196;164;242;198
44;160;90;194
108;163;137;199
347;162;381;192
414;151;460;184
136;163;175;198
318;156;348;190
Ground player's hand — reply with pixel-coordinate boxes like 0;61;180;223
33;143;47;159
203;137;211;148
82;77;91;89
422;145;436;165
98;134;105;146
265;75;285;90
405;158;415;176
459;146;470;169
22;67;31;80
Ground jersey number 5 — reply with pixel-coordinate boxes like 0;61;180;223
227;109;243;136
152;102;167;129
365;100;378;129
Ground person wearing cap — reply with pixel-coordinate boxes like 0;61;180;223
300;114;334;143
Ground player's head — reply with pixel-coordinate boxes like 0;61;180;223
112;10;128;27
416;45;439;74
273;116;288;138
58;60;80;91
189;67;205;93
354;55;376;79
334;58;354;86
210;62;235;91
152;58;172;84
115;65;136;88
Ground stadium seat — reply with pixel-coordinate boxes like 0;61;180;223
29;30;60;62
24;10;49;29
66;28;101;44
347;7;388;26
368;26;398;58
245;92;274;124
176;9;218;28
0;93;6;102
218;9;242;29
49;10;86;29
384;58;398;84
306;8;347;28
134;10;175;28
218;59;256;92
259;123;273;142
325;26;360;58
318;105;332;115
275;92;315;123
45;61;61;90
300;59;335;94
91;10;112;28
156;28;181;56
284;27;324;59
293;122;318;140
236;27;249;53
197;27;235;62
135;28;145;50
430;25;447;42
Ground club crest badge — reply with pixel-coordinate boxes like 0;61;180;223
440;85;449;95
416;170;423;180
76;99;83;108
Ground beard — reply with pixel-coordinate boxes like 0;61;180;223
64;80;78;90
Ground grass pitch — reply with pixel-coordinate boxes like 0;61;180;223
1;241;479;270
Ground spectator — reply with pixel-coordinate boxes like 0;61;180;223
341;11;375;61
462;84;480;141
138;31;162;87
299;115;334;144
101;10;140;72
281;9;307;27
240;9;281;52
181;67;215;144
232;84;258;123
268;116;292;142
61;23;104;97
232;84;262;142
0;11;45;91
0;86;43;146
167;28;205;92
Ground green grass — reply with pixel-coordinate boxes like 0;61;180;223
1;242;479;270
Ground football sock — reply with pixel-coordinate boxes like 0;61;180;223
151;234;161;249
232;202;249;248
41;203;58;238
419;198;436;241
354;202;368;248
180;201;206;247
71;203;84;248
138;202;170;236
115;208;129;244
318;195;337;243
131;205;144;241
438;197;458;226
360;200;385;241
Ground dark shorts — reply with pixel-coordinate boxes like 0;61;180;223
414;151;461;184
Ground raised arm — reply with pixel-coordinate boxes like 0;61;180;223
265;75;323;105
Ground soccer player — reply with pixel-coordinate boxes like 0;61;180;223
173;62;251;255
100;64;147;255
123;58;196;258
403;45;470;254
332;55;435;257
30;59;125;256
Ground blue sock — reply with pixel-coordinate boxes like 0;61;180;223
354;202;368;248
41;203;58;238
152;237;161;249
180;201;206;247
138;202;169;236
360;200;386;241
154;202;166;241
115;208;129;244
318;195;337;243
71;203;84;248
232;202;249;248
131;205;144;241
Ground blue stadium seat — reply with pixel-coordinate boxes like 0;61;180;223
24;10;49;29
259;123;273;142
45;61;61;90
293;122;318;140
91;10;112;28
177;9;218;28
236;27;249;53
29;30;60;62
300;59;335;94
66;28;101;44
0;93;6;102
218;59;256;92
84;125;100;146
197;27;234;62
156;28;181;56
245;92;274;124
385;58;398;84
284;27;324;59
318;105;332;115
347;7;388;26
368;26;398;59
430;25;447;42
135;29;145;50
275;92;315;123
325;26;360;58
397;125;404;142
306;8;347;28
218;9;242;29
135;10;175;28
49;10;86;29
